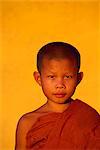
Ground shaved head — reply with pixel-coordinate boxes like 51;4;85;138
37;42;80;73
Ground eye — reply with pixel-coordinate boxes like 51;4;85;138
48;75;55;79
64;75;72;79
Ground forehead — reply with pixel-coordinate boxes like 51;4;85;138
42;58;77;73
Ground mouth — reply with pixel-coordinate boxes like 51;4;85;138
54;93;66;98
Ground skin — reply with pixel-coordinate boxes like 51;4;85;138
15;58;83;150
34;58;83;112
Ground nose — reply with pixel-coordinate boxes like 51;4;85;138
56;78;65;89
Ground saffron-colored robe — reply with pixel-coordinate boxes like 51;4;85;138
26;100;100;150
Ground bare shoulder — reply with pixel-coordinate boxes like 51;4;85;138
16;102;48;133
15;111;39;150
15;103;48;150
16;111;40;133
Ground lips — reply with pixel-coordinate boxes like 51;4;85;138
54;93;66;98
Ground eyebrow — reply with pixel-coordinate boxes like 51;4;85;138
47;70;74;74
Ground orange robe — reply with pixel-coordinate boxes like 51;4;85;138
26;100;100;150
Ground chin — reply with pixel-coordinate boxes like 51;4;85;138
52;98;71;104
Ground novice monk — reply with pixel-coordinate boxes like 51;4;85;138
15;42;100;150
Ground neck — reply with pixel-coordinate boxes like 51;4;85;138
46;99;72;113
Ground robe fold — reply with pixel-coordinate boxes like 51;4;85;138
26;100;100;150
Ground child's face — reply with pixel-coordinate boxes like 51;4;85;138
34;58;83;104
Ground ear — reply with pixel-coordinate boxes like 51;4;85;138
33;71;42;86
77;72;83;85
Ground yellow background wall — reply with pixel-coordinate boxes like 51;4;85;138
1;1;100;150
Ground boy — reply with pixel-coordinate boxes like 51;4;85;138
15;42;100;150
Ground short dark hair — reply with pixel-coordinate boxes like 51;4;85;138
37;42;80;73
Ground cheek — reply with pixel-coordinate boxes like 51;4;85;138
41;78;50;86
41;79;51;91
66;79;77;89
41;81;52;98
